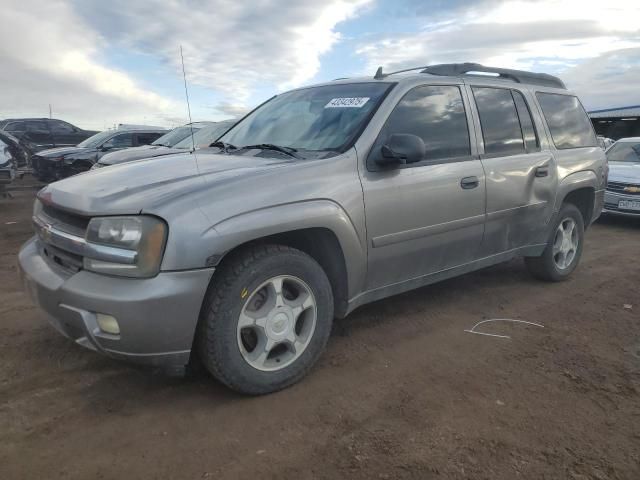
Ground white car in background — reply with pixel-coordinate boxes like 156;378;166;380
603;137;640;217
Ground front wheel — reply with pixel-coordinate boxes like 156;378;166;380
197;244;334;395
525;203;585;282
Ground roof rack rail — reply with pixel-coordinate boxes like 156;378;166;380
421;63;566;89
372;62;566;89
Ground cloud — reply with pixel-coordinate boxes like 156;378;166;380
0;0;184;129
356;0;640;107
71;0;372;107
1;0;371;129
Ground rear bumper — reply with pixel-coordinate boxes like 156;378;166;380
603;190;640;217
18;236;215;368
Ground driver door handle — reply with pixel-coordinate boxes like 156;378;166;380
460;176;479;189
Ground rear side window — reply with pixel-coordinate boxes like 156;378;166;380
6;122;26;132
377;85;471;163
25;121;48;131
135;132;162;145
472;87;524;156
536;93;597;149
512;91;539;151
49;120;75;134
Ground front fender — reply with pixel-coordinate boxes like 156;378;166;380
200;200;366;300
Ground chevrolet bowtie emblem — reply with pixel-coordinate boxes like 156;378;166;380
624;186;640;193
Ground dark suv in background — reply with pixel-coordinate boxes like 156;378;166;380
0;118;98;156
31;127;167;181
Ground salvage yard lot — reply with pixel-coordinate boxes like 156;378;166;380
1;183;639;479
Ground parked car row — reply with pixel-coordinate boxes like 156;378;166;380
18;63;614;395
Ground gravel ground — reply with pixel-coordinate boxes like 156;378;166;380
1;182;639;479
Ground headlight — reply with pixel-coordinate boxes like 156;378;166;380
84;216;167;278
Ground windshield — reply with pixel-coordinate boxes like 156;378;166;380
174;121;235;149
606;142;640;162
152;126;201;147
77;130;114;148
220;83;392;154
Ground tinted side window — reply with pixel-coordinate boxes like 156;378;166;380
49;120;75;134
377;85;471;163
103;133;134;148
512;91;539;152
25;121;48;131
135;133;161;145
536;93;597;149
472;87;524;156
6;122;25;132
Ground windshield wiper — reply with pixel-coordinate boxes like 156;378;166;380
210;141;238;153
153;143;170;147
239;143;300;159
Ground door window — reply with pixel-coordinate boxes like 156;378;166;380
535;93;597;149
135;132;162;146
103;133;134;149
372;85;471;166
6;122;25;132
49;120;75;134
472;87;525;156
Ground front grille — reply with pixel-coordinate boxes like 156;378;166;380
40;204;90;237
41;243;83;273
606;181;640;196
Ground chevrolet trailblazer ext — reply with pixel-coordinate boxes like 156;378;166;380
19;64;606;394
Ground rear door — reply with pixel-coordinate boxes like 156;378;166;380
360;83;486;290
466;85;557;255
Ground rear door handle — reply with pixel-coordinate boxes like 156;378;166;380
460;176;479;189
535;166;549;177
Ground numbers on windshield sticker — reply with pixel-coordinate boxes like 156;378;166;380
325;97;370;108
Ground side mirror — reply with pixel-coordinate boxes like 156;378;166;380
100;145;112;152
376;134;425;166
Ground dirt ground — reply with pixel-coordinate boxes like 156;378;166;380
1;181;639;480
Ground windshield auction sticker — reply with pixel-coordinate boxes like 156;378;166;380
325;97;370;108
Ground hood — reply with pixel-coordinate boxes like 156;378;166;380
608;162;640;184
99;145;185;165
39;151;292;215
35;146;91;158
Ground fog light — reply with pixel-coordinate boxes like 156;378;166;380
96;313;120;335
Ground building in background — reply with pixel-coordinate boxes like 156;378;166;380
589;106;640;140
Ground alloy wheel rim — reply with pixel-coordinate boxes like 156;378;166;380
237;275;317;372
552;217;578;270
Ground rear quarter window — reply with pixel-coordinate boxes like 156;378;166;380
536;93;597;149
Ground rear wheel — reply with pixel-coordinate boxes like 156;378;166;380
197;244;334;395
525;203;584;281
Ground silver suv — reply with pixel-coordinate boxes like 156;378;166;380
19;63;606;394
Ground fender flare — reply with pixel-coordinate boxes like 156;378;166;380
202;200;367;300
553;170;598;213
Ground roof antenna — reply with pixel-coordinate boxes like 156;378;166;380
374;66;384;80
180;45;196;153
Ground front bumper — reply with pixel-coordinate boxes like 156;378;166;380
603;190;640;217
18;236;215;368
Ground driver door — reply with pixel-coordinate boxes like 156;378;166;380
359;84;486;290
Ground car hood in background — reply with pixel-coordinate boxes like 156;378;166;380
99;145;186;166
608;162;640;184
34;146;92;158
39;151;292;215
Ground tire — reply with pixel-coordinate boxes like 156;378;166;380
197;244;334;395
525;203;585;282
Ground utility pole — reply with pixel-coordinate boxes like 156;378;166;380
49;104;52;119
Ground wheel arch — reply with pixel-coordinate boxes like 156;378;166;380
204;200;366;318
554;170;598;228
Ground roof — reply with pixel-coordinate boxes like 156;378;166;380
588;105;640;119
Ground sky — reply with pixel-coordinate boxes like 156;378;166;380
1;0;639;130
